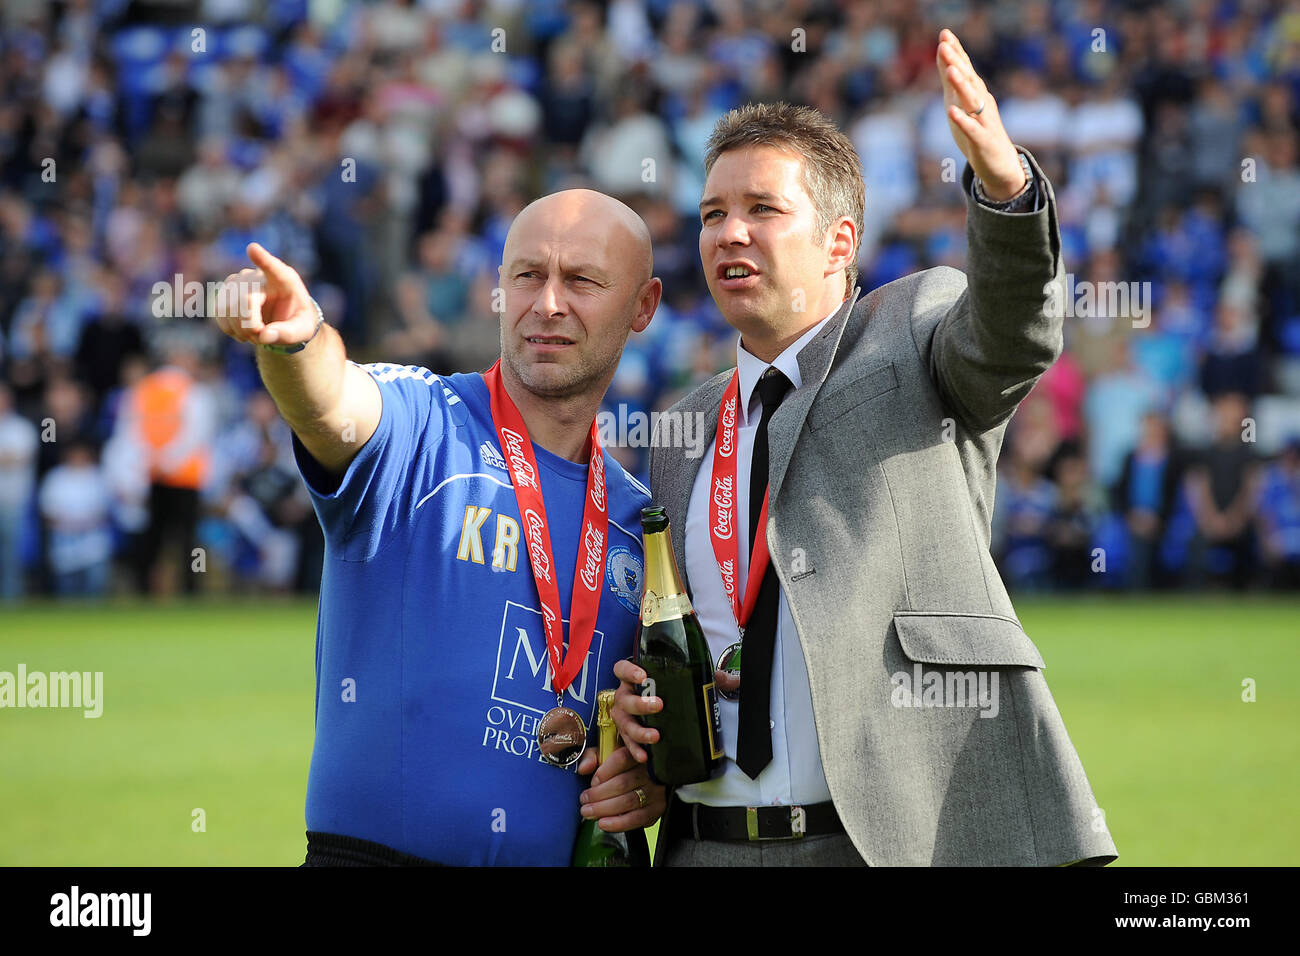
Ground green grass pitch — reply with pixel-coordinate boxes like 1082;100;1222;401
1;594;1296;865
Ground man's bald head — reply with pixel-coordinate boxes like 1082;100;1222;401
503;189;653;286
497;188;661;401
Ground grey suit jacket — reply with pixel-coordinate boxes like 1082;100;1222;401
648;149;1118;866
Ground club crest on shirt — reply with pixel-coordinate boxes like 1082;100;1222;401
605;545;643;614
479;440;508;472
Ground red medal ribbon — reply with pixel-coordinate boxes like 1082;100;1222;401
709;369;771;632
484;360;607;695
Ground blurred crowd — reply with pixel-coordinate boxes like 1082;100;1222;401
1;0;1299;600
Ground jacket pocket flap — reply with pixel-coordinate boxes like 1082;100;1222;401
893;611;1045;668
807;362;899;431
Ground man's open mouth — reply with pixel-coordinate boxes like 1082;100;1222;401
717;261;761;287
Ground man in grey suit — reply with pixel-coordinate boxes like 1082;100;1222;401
605;30;1118;866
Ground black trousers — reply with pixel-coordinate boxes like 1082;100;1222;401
301;831;443;867
136;483;200;594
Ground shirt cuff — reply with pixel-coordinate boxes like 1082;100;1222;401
970;152;1040;213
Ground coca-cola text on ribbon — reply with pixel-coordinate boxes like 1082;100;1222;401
578;524;604;592
501;427;539;491
718;395;736;458
588;445;606;513
523;508;552;584
712;474;734;540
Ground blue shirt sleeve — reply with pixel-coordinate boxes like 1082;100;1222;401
292;362;447;561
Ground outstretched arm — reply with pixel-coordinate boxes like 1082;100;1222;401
926;29;1065;433
214;243;381;474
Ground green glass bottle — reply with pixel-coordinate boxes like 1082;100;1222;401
636;505;723;786
571;689;651;867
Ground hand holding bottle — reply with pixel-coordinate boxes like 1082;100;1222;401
576;743;666;831
610;658;661;763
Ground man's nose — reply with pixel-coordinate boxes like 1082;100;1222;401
532;276;568;318
715;211;749;248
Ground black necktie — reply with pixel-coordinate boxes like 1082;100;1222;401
736;367;792;779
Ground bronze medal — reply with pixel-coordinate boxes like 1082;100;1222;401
537;705;587;768
715;640;743;701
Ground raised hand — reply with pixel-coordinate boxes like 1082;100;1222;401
213;242;320;350
212;242;381;475
936;28;1026;201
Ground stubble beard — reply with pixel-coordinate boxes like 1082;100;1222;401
502;338;616;402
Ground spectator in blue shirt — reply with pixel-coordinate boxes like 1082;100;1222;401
1112;410;1185;589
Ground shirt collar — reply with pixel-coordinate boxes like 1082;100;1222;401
736;302;841;426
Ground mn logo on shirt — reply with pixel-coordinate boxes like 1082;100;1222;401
491;601;605;726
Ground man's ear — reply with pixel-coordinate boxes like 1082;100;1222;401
825;216;858;278
632;277;662;334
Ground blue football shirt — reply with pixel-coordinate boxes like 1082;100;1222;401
294;363;650;865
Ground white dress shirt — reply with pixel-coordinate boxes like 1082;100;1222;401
676;306;839;808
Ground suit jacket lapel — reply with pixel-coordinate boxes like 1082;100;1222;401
765;290;860;504
656;372;728;600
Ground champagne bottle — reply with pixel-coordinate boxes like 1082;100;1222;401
636;505;723;786
571;689;651;867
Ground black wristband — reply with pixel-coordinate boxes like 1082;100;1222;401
260;297;325;355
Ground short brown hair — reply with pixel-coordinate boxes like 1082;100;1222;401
704;102;865;294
